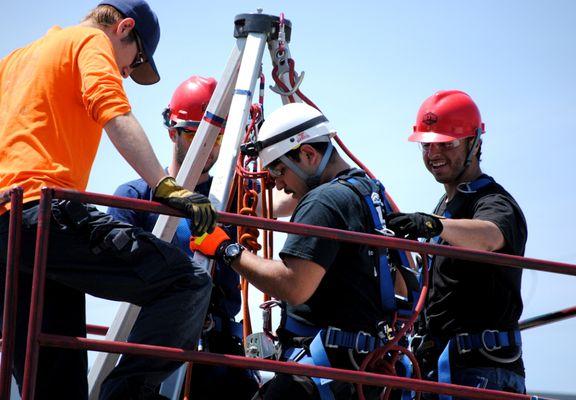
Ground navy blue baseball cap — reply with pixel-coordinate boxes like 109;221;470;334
99;0;161;85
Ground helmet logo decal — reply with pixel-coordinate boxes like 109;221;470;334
296;131;310;143
423;112;438;126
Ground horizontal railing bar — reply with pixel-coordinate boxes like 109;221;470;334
40;334;538;400
86;324;109;336
51;188;576;277
520;306;576;331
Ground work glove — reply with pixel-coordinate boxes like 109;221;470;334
384;212;443;240
189;226;231;259
153;176;217;235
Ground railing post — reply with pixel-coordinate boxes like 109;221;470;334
21;188;53;400
0;187;24;398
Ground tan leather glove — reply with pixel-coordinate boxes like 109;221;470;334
153;177;217;235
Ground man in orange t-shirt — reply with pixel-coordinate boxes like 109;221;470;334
0;1;218;399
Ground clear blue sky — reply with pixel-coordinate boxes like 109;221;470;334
2;0;575;395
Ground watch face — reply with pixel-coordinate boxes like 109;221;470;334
225;243;241;258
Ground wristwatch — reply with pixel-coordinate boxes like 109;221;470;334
222;242;245;267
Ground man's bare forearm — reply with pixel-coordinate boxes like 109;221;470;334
231;251;324;305
440;218;505;251
104;112;166;188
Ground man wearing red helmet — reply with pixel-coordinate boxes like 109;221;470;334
385;90;528;396
109;76;259;399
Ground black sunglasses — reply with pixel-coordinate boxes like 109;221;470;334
130;33;146;69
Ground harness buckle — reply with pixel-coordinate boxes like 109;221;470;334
324;326;341;349
481;329;502;351
455;333;472;354
376;321;394;342
354;331;372;354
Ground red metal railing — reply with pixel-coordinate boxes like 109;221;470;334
4;186;572;399
0;187;23;399
86;324;109;336
22;189;53;399
519;306;576;331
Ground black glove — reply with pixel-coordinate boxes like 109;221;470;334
153;176;217;235
385;212;443;240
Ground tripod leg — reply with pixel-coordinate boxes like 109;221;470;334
159;32;268;400
209;32;268;209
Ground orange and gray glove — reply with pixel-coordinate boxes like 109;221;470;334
189;226;231;258
153;176;217;236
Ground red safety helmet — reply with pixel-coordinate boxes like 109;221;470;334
163;76;217;131
409;90;485;143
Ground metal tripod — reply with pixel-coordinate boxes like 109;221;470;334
88;10;308;399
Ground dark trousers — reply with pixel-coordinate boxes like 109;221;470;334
0;200;211;400
253;373;383;400
252;347;382;400
190;329;260;399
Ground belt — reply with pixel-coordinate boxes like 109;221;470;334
453;329;522;354
437;329;522;400
284;316;388;354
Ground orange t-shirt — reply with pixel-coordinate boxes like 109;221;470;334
0;25;131;214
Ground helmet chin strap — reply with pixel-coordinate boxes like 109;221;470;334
454;128;482;182
279;142;334;189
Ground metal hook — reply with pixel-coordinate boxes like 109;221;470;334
270;70;305;96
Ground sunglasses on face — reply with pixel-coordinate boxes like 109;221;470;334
178;129;224;146
265;162;286;178
130;33;146;69
419;139;463;153
179;128;197;136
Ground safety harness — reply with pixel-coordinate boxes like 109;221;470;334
427;175;523;400
280;172;421;400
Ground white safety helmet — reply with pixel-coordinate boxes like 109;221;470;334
255;103;335;168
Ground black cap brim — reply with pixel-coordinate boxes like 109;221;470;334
130;60;160;85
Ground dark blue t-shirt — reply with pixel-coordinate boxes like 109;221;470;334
108;176;241;319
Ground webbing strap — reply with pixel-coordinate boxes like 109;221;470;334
343;177;396;313
174;218;193;256
284;317;385;353
292;332;334;400
437;329;522;400
437;340;454;400
211;316;243;338
454;330;522;354
399;355;415;400
456;175;494;194
284;316;321;337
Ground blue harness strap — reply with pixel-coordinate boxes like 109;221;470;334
339;177;398;314
341;176;422;319
284;317;391;400
437;329;522;400
305;333;336;400
437;339;455;400
211;316;243;338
